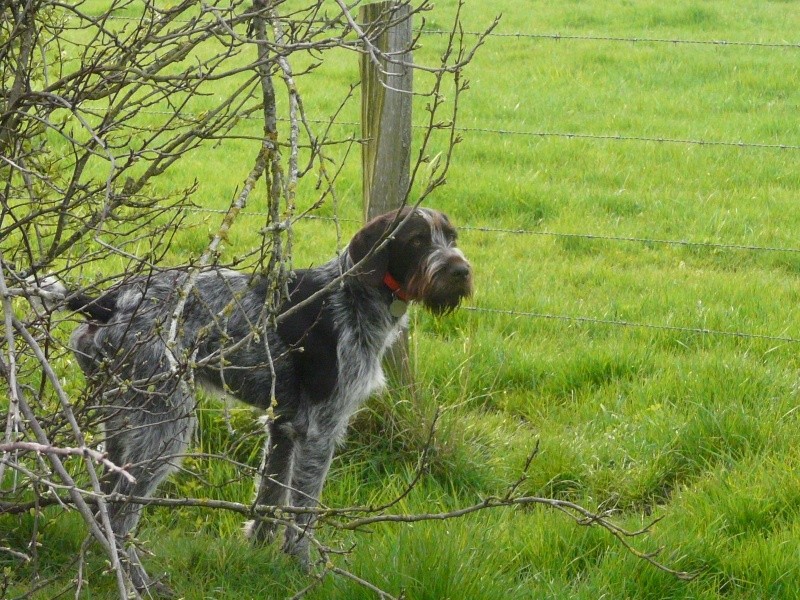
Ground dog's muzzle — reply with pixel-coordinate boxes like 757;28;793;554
412;250;473;315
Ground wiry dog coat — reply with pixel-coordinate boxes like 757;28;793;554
62;207;472;593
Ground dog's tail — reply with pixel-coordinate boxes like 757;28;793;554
26;276;116;322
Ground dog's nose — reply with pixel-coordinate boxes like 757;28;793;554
449;262;471;280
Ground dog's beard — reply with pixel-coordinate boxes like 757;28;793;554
406;251;472;316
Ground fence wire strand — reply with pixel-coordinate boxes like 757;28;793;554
463;306;800;345
185;209;800;256
132;109;800;152
422;28;800;49
101;15;800;50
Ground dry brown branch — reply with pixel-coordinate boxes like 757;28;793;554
0;481;695;584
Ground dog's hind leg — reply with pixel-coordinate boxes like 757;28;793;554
101;383;197;597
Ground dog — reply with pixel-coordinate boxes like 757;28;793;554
49;207;471;594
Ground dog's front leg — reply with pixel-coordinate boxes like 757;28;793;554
248;419;296;545
282;427;337;568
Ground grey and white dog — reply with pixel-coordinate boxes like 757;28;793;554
50;207;472;594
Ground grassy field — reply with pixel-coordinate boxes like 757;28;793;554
5;0;800;598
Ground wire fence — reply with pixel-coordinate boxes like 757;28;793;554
116;9;800;344
20;16;800;346
421;24;800;344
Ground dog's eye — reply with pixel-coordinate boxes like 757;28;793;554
410;235;426;247
440;227;457;245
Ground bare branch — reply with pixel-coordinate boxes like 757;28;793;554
0;1;689;597
0;441;135;484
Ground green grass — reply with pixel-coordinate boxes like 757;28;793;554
5;0;800;598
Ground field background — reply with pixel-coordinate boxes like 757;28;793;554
6;0;800;598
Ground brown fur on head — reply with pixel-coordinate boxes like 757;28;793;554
348;207;472;314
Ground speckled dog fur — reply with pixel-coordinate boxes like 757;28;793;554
64;207;472;593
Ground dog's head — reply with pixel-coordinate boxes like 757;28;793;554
348;207;473;314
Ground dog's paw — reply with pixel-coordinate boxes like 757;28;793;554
282;533;312;572
244;519;278;546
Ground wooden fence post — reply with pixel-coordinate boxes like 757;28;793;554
359;1;414;388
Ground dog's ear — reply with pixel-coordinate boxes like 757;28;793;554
348;211;401;287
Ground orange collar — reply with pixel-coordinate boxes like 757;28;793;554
383;272;410;302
